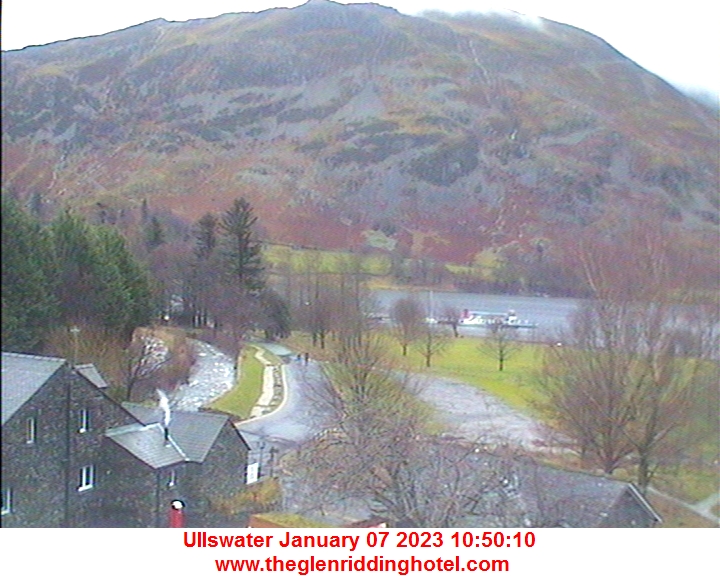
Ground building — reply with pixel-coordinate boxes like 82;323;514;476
281;439;662;528
100;404;250;527
1;352;250;527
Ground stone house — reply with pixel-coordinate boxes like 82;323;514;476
1;352;250;527
100;404;250;527
2;353;139;526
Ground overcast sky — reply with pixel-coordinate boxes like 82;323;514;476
2;0;719;100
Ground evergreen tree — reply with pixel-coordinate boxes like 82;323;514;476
1;195;58;351
94;226;152;337
258;288;292;341
51;210;152;339
51;211;98;325
144;216;165;251
219;198;265;292
194;212;218;260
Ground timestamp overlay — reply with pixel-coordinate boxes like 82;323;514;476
3;528;717;574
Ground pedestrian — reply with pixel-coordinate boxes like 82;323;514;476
296;353;302;363
303;352;309;365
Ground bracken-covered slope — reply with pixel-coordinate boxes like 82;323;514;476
2;0;718;264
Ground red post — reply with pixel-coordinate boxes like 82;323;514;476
168;500;185;528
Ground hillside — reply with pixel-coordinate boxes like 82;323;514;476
2;0;718;267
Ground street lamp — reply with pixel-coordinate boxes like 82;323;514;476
259;441;266;479
268;446;278;478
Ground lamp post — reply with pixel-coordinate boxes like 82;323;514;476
268;446;278;478
69;325;80;366
259;441;266;479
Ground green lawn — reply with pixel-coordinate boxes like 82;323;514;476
283;329;720;512
285;330;548;416
208;345;264;419
401;335;547;416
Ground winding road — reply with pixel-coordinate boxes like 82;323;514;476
170;338;719;526
171;339;552;463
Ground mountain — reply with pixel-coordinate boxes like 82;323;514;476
2;0;718;266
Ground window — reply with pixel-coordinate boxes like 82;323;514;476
78;465;95;492
1;488;12;515
78;408;90;433
25;417;36;444
167;469;177;488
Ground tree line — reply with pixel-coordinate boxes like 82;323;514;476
2;195;152;352
536;224;719;491
2;194;287;400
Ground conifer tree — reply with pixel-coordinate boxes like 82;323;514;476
144;215;165;251
219;198;265;293
51;210;151;339
1;195;58;351
194;212;218;260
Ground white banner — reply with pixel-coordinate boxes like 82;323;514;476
2;528;718;575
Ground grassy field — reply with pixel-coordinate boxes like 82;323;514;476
405;335;547;416
263;244;392;276
282;329;719;514
208;345;264;419
285;330;547;415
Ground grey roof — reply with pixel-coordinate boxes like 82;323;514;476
75;364;109;389
110;403;233;466
1;352;65;424
258;343;294;358
460;453;657;527
105;422;187;468
282;438;660;528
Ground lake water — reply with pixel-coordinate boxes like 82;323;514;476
372;289;582;340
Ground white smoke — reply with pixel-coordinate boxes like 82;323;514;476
157;389;172;429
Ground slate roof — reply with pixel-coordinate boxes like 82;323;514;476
1;352;65;424
282;438;661;528
105;403;236;468
105;422;188;468
459;452;661;527
75;364;109;389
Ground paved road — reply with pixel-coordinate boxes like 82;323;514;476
174;339;717;523
172;339;551;457
235;361;331;461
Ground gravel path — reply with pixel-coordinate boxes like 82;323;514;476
415;375;554;449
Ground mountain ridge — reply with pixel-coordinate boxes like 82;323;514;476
2;1;717;267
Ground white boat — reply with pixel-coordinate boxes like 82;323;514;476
458;309;537;329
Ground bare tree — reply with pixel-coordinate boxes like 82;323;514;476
125;329;172;401
414;323;451;368
537;224;716;490
438;305;461;338
390;297;424;356
480;325;520;371
293;329;533;527
538;303;643;475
